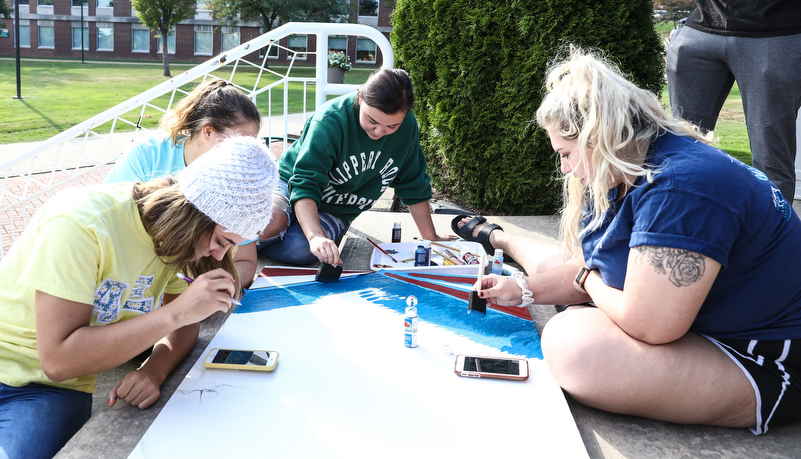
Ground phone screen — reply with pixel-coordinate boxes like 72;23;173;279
212;350;270;366
464;356;519;375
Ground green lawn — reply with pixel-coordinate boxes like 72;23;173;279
1;58;751;165
0;59;375;144
661;83;751;165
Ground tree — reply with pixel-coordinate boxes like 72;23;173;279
208;0;353;35
1;0;11;29
131;0;195;77
392;0;664;215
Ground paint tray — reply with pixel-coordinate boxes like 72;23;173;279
369;240;488;274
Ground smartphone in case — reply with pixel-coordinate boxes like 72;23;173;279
203;348;278;371
454;355;529;381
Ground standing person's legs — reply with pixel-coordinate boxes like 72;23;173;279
0;382;92;459
728;33;801;200
666;26;734;131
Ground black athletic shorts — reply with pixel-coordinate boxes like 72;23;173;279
705;335;801;434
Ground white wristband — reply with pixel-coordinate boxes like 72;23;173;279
511;271;534;307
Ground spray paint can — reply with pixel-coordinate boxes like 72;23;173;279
404;295;418;348
392;222;402;243
492;249;504;275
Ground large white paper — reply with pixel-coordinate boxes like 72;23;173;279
130;287;588;458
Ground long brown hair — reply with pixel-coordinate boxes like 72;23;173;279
132;178;242;295
356;68;415;114
160;78;261;145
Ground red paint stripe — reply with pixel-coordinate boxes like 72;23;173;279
258;267;367;277
386;272;532;321
386;272;470;301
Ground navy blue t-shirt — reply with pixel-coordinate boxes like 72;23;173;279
582;132;801;340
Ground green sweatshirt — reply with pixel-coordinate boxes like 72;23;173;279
279;93;432;223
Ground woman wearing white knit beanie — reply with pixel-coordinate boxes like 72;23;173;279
0;136;277;458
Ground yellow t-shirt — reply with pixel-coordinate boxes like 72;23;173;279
0;183;187;393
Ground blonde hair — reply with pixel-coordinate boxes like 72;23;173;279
535;45;712;253
160;78;261;146
133;178;242;296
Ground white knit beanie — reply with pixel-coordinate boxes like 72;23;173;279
178;135;278;240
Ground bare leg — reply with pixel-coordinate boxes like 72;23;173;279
259;207;289;240
455;217;572;275
542;307;757;428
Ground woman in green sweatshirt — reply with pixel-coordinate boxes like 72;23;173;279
238;68;455;280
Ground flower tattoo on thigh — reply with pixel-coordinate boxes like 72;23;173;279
635;246;706;287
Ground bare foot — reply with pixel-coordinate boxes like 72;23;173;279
457;217;495;239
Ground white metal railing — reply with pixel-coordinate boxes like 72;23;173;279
0;22;393;257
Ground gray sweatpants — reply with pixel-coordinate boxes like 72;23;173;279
666;26;801;200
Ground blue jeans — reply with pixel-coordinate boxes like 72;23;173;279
257;181;349;265
0;382;91;459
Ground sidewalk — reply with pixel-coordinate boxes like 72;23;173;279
54;209;801;459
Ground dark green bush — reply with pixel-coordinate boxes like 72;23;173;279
392;0;664;215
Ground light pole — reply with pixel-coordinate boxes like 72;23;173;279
80;0;85;63
13;0;21;99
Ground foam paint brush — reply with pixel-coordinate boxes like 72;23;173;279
467;254;487;314
316;236;348;282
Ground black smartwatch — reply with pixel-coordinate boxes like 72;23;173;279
574;266;593;294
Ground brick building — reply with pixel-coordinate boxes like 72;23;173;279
0;0;392;67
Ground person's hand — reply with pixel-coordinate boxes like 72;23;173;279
309;235;343;266
477;274;526;307
432;233;459;242
108;367;160;409
169;268;237;326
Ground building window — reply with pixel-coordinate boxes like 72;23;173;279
329;36;347;54
96;0;112;7
38;25;55;48
221;27;239;52
71;24;88;50
194;25;213;55
356;38;376;63
71;0;85;5
132;28;149;52
195;0;211;19
157;31;175;54
260;38;279;59
17;0;30;4
358;0;378;17
18;24;31;47
97;24;113;50
37;0;54;5
288;34;307;60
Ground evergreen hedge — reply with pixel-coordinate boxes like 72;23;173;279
391;0;664;215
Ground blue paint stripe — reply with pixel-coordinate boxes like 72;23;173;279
240;273;542;359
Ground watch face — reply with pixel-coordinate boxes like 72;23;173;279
574;267;591;293
575;267;588;284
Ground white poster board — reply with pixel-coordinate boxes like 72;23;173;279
130;277;588;459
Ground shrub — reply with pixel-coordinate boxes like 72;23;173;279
391;0;664;215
